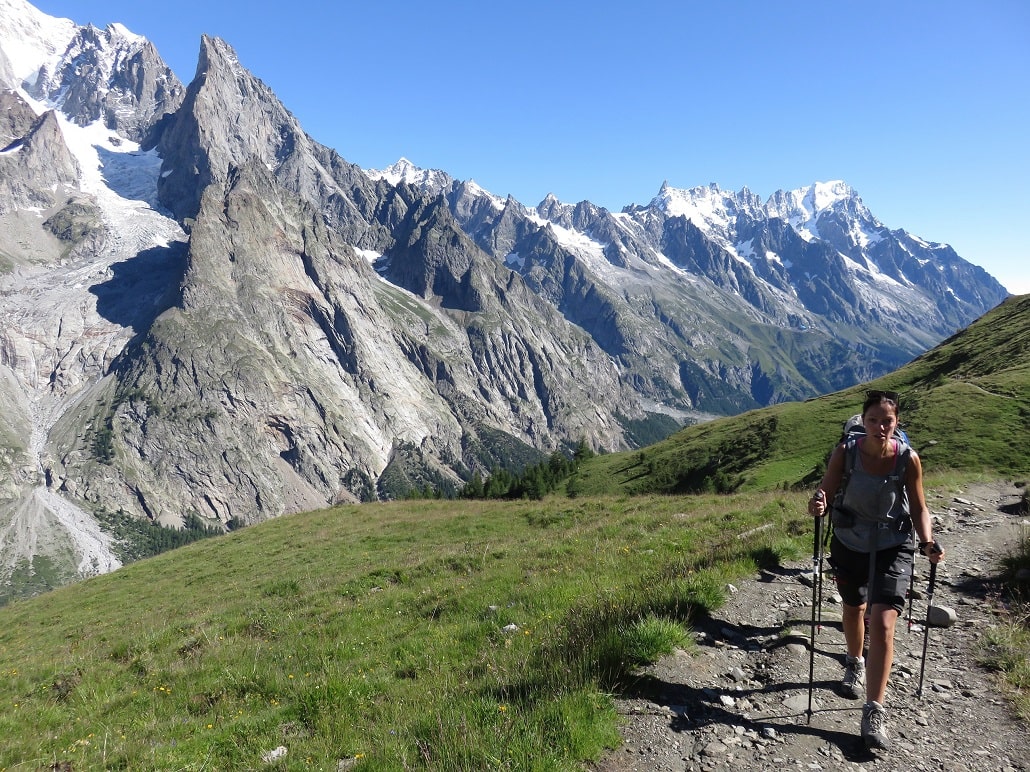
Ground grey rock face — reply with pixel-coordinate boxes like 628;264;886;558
0;102;79;214
0;88;37;144
155;36;385;249
54;158;634;525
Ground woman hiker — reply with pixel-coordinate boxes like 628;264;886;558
808;390;945;750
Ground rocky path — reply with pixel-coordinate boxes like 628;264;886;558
593;480;1030;771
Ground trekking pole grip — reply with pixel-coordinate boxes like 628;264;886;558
812;489;825;515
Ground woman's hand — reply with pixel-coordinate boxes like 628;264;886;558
808;490;827;517
921;540;945;564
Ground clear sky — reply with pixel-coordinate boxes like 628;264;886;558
29;0;1030;294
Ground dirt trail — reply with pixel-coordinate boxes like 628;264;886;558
594;480;1030;771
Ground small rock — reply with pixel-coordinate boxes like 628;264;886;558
702;740;729;756
786;642;808;657
502;623;519;633
928;605;958;627
783;693;813;712
261;746;287;763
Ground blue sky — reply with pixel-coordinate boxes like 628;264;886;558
31;0;1030;294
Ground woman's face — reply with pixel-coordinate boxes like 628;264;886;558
863;403;898;441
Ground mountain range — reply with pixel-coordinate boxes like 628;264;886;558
0;0;1009;599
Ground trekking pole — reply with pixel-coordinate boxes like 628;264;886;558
916;560;938;698
906;561;915;632
807;492;824;724
816;522;826;633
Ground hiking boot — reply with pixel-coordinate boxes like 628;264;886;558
861;700;891;750
840;655;865;699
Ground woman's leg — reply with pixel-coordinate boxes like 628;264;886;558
865;603;899;703
842;601;867;659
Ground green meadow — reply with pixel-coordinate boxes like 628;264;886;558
0;492;808;769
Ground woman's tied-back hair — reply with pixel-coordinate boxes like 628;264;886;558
863;389;900;416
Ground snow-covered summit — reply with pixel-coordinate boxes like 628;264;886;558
366;157;453;191
0;0;76;87
765;180;880;245
652;181;764;233
31;22;152;108
766;180;856;222
2;2;182;145
366;157;507;210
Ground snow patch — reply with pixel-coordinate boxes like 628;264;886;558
809;180;852;212
736;238;756;261
356;248;381;264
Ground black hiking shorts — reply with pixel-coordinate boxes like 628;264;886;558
828;536;914;614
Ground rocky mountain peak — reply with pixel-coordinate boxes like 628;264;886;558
0;101;79;214
155;34;306;221
0;5;185;144
764;180;867;228
0;87;37;145
366;157;454;194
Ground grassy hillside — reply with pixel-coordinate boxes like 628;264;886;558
571;294;1030;497
0;492;805;770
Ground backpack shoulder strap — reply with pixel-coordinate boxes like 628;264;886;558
891;440;912;492
835;435;861;504
888;440;914;532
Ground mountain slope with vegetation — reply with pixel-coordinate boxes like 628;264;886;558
570;294;1030;498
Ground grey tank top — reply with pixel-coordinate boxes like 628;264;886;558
832;439;913;553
